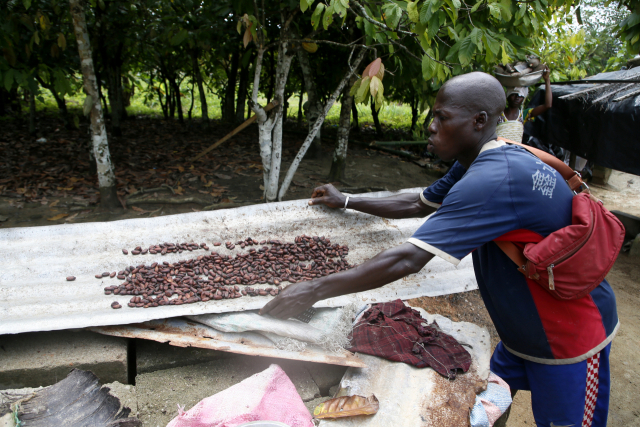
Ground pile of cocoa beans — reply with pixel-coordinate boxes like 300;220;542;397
99;235;352;309
122;242;209;255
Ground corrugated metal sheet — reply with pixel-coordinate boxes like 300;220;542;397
91;317;366;368
318;309;492;426
0;189;477;335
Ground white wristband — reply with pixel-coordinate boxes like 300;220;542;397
344;196;350;209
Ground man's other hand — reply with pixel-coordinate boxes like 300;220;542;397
308;184;347;208
259;281;318;319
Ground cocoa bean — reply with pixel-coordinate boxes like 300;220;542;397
111;301;122;309
110;272;116;278
66;276;76;281
122;249;128;255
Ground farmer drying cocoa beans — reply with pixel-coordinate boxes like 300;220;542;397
260;72;618;427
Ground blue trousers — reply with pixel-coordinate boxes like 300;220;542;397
490;341;611;427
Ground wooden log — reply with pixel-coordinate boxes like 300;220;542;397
190;101;278;162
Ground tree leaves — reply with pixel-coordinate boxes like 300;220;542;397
311;3;325;30
420;0;434;24
170;28;188;46
323;3;335;29
355;76;370;103
458;35;475;66
362;57;382;78
243;26;252;48
369;75;380;97
57;32;66;50
3;69;15;91
407;1;420;23
300;0;315;13
422;52;437;80
382;3;402;29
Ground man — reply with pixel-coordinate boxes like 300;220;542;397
260;72;617;426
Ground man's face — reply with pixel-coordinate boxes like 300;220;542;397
427;90;476;162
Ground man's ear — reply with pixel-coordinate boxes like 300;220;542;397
474;111;488;130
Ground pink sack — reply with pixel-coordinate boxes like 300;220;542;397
167;364;314;427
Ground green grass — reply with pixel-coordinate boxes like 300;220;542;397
34;79;428;132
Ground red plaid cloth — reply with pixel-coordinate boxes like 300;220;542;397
349;299;472;379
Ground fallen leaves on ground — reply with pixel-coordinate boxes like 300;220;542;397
313;395;379;419
47;213;68;221
0;117;268;207
65;212;79;222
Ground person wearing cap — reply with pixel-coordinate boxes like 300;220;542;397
497;66;552;143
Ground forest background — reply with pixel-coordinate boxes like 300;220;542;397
1;0;639;210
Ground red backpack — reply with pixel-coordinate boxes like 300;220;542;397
493;138;625;300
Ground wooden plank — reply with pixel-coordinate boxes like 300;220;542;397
190;101;278;162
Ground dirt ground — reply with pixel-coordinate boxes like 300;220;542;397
1;115;639;425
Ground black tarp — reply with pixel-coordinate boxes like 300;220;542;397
525;68;640;176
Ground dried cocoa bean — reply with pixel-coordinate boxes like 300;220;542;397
66;276;76;281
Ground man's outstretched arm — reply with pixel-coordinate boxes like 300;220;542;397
259;242;434;319
309;184;436;219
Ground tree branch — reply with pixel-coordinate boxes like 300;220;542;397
277;47;368;201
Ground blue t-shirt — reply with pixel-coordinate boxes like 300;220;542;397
409;141;618;364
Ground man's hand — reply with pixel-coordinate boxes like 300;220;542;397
259;280;319;319
308;184;346;208
542;65;550;82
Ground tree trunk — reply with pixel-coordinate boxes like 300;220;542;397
422;109;433;135
250;48;276;190
188;83;195;121
410;95;419;132
69;0;119;210
296;46;322;159
167;77;175;119
223;48;239;123
192;50;208;126
29;90;36;135
235;62;249;124
351;102;359;131
266;49;275;103
297;80;303;125
328;75;356;182
371;102;383;137
106;62;124;136
278;48;367;201
95;67;109;114
36;75;71;129
265;35;295;202
172;74;184;124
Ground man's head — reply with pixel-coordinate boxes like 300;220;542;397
427;72;506;167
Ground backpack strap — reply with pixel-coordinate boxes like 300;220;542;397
494;230;544;280
497;137;586;193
